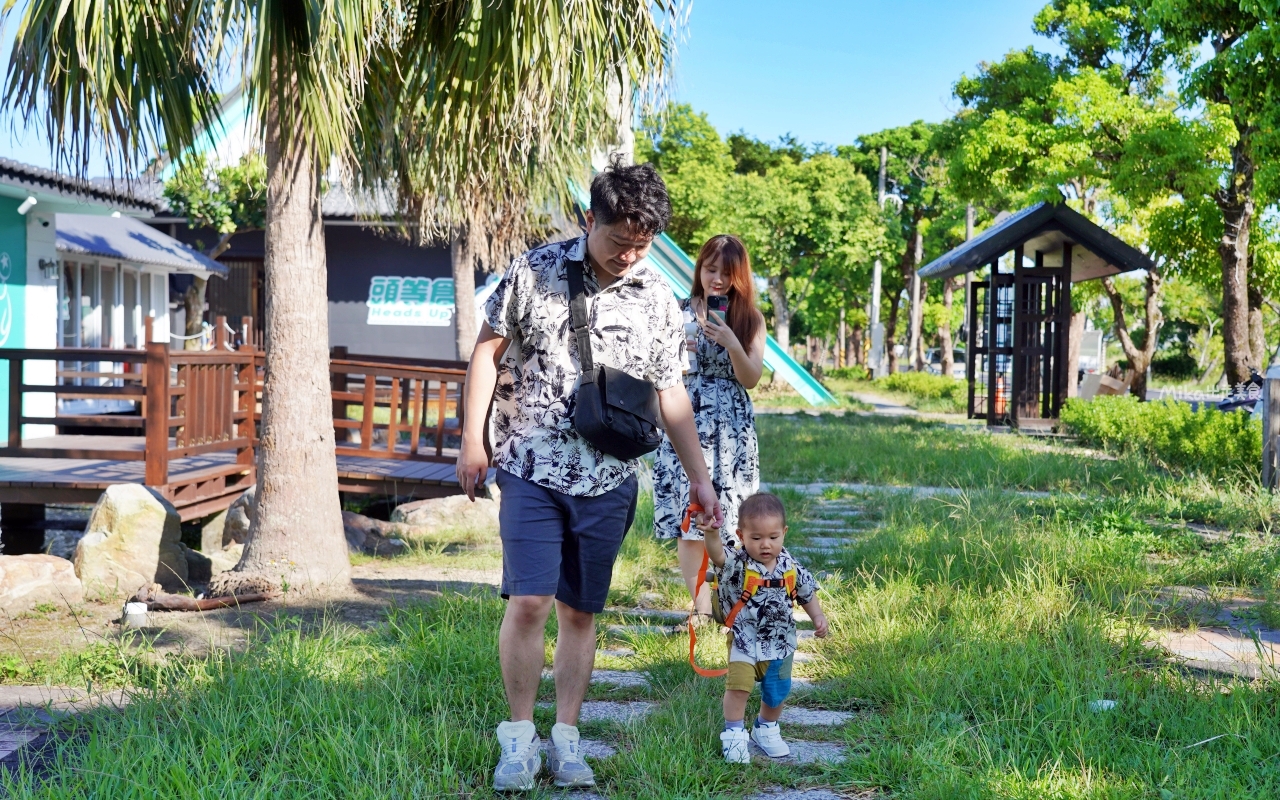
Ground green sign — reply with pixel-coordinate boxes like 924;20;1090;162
366;275;454;326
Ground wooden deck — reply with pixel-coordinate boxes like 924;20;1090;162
0;445;470;521
0;327;473;525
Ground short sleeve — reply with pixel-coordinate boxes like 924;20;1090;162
484;256;530;339
794;561;819;606
646;289;685;391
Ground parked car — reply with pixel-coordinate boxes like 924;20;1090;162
925;347;967;379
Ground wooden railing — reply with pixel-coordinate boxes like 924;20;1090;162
329;346;467;463
0;316;258;514
0;326;469;512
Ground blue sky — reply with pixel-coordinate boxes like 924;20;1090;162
1;0;1060;172
674;0;1060;146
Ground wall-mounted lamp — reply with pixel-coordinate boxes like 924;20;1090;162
38;258;58;280
16;196;37;215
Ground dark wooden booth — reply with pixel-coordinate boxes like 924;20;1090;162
917;202;1154;428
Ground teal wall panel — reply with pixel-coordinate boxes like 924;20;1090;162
0;199;27;438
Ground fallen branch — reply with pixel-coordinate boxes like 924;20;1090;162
132;584;276;612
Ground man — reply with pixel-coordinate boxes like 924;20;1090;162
456;158;723;791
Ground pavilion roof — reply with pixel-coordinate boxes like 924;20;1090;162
917;202;1154;283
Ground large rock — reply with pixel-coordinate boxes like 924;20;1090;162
341;511;410;557
0;555;84;612
391;493;499;532
74;485;188;597
200;487;255;552
207;543;243;576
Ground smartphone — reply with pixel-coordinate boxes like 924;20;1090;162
707;295;729;324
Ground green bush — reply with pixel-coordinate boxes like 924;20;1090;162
875;371;966;401
826;365;869;381
1060;396;1261;478
1151;352;1199;381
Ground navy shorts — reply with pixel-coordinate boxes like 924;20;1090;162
496;469;639;613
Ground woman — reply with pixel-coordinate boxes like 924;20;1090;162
653;234;766;617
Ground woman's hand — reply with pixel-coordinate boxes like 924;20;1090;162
702;312;742;354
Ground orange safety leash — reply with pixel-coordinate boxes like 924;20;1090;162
683;503;729;678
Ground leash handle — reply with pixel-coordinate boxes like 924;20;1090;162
688;547;728;678
680;502;704;534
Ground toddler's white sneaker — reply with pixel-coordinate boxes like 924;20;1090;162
721;728;751;763
493;720;541;792
751;720;790;758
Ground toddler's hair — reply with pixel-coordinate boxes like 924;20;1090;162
738;492;786;526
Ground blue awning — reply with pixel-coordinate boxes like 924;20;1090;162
55;213;229;277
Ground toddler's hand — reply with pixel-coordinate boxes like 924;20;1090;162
811;612;829;639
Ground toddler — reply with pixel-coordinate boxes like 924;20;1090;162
702;492;828;762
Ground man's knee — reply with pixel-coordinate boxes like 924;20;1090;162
556;601;596;633
505;595;554;628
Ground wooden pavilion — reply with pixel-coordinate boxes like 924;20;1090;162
917;202;1154;428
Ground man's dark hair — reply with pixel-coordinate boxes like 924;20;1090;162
589;154;672;235
738;493;787;526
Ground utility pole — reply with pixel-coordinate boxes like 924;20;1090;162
963;203;974;380
908;230;923;371
868;146;888;377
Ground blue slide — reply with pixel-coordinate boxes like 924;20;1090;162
644;235;836;407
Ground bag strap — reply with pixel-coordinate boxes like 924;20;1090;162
566;259;596;380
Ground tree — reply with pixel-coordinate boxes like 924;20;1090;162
944;0;1231;398
845;122;959;373
5;0;674;595
164;152;267;349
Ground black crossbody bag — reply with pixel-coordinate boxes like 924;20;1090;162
567;259;665;460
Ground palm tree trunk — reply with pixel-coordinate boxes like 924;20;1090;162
231;103;351;595
452;225;477;361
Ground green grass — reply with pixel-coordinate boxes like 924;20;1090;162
9;416;1280;798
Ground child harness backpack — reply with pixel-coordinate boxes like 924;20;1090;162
683;504;798;678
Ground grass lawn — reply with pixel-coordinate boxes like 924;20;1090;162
6;417;1280;798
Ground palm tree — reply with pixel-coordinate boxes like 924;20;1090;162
4;0;674;594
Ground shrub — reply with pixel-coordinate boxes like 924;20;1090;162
875;372;966;401
1151;352;1199;381
1060;396;1261;478
826;365;869;381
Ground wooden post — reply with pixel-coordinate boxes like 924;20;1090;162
331;345;349;443
144;337;170;487
214;314;228;350
7;357;21;449
1264;366;1280;491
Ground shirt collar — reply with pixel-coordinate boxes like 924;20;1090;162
568;234;656;291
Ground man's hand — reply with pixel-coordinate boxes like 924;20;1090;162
456;436;489;502
689;480;724;531
457;323;510;502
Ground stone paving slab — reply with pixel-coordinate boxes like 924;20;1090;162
766;481;1050;499
536;700;656;724
806;537;857;548
539;737;616;760
597;648;635;659
780;707;856;726
749;790;869;800
791;546;839;557
542;669;650;689
606;607;688;623
0;727;39;761
751;739;847;765
606;623;681;637
1154;627;1280;678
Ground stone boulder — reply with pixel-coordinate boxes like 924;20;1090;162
341;511;411;557
74;485;188;597
183;544;213;585
391;492;499;532
199;486;255;553
207;543;243;576
0;555;84;613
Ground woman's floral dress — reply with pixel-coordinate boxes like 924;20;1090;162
653;299;759;546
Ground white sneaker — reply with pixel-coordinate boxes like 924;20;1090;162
493;720;541;791
751;720;790;758
549;722;595;787
721;728;751;763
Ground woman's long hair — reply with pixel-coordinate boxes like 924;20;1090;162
691;234;763;348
